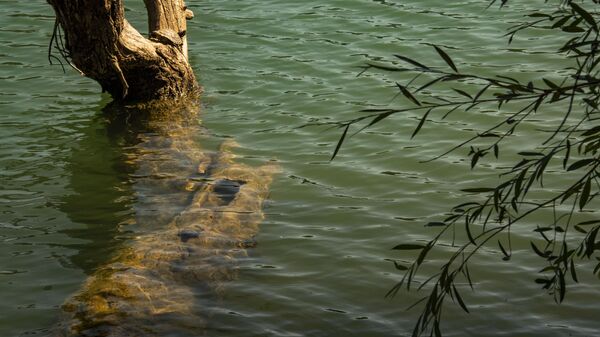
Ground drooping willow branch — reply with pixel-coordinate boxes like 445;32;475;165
321;1;600;336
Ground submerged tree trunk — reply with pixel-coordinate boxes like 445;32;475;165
46;0;198;102
56;102;278;337
44;2;281;336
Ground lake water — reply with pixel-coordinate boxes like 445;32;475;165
1;1;599;336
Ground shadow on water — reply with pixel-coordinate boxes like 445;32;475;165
56;99;278;337
58;109;134;274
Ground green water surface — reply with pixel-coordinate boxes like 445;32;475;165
1;1;598;336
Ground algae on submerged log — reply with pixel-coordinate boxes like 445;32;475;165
56;102;278;336
44;1;272;334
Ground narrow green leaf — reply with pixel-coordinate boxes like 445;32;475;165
452;285;470;313
434;320;442;337
442;74;467;81
461;187;495;193
570;259;579;283
562;25;585;33
514;169;527;199
411;108;431;138
496;75;520;84
542;78;559;89
583;98;599;110
397;82;421;106
585;227;600;257
570;2;598;32
562;182;582;203
416;243;432;265
366;111;394;128
416;76;444;92
452;88;472;99
531;241;547;258
513;158;530;169
407;266;416;291
552;15;572;29
535;155;550;185
365;63;407;72
563;139;571;169
558;269;566;303
493;188;501;212
331;124;349;161
393;54;430;70
580;178;592;210
528;13;551;18
393;261;409;271
464;264;474;290
567;158;595;171
518;152;544;156
433;45;458;72
533;95;544;112
498;241;510;261
392;244;426;250
466;220;476;245
582;125;600;136
471;151;484;169
474;83;491;102
479;133;500;138
440;105;460;120
455;201;480;209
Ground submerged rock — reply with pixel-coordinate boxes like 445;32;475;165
177;229;201;242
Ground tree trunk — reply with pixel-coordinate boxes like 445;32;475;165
47;0;198;102
56;102;278;337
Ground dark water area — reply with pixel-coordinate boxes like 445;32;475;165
1;1;599;337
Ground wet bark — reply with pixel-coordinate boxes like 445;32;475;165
46;0;198;102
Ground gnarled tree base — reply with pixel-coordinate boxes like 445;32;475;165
47;0;198;102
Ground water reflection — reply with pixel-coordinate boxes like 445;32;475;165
59;110;134;273
57;100;278;336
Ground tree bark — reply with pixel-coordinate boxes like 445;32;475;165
56;102;278;337
47;0;198;102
